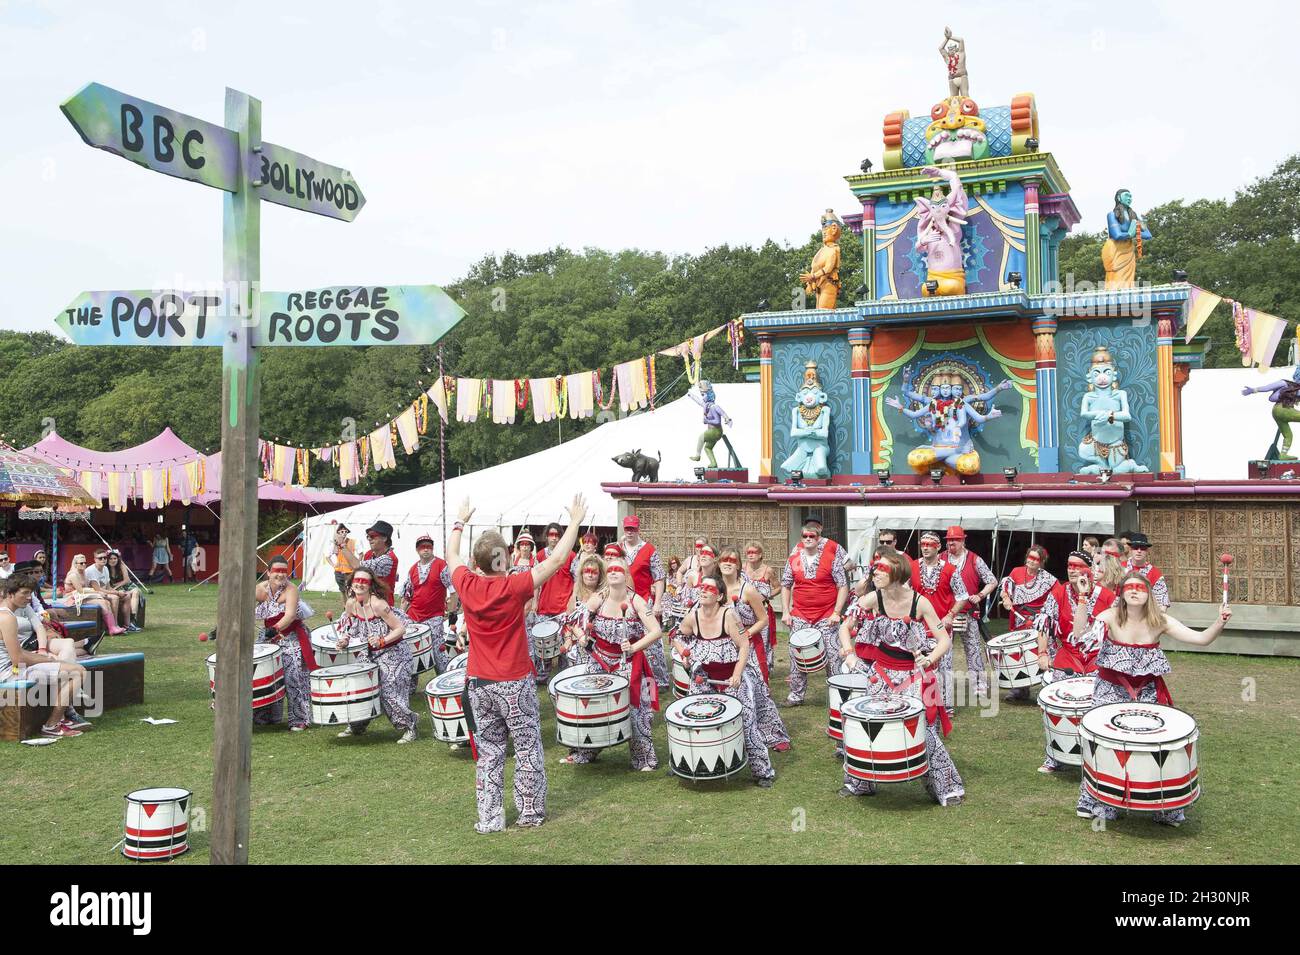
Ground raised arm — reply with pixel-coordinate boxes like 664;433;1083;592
1162;607;1230;647
532;494;587;588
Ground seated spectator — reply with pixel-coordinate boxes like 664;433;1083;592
63;555;126;636
105;551;143;631
84;550;128;627
1;576;91;736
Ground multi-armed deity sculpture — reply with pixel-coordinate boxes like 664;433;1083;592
1077;346;1149;474
887;364;1009;476
781;360;832;478
800;209;843;310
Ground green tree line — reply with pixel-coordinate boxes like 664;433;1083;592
2;156;1294;494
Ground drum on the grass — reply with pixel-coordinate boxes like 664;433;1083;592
547;663;591;699
425;670;470;743
205;643;285;710
404;622;436;675
531;619;564;661
1080;703;1200;812
671;647;692;697
447;652;468;671
310;625;367;668
987;629;1043;689
790;627;826;673
842;695;929;783
309;662;381;726
827;671;872;741
552;672;632;749
665;694;747;780
1037;676;1096;766
123;787;191;860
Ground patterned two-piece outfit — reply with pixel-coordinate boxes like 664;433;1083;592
253;586;314;729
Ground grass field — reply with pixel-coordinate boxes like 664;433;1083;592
3;584;1298;864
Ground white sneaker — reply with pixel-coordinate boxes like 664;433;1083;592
337;726;355;738
398;728;418;744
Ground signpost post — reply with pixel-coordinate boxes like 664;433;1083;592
57;82;465;865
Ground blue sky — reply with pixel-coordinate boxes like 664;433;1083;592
2;0;1297;333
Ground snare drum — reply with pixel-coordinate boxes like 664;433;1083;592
665;694;747;780
531;619;564;662
552;672;632;749
447;652;468;671
205;643;285;710
404;622;436;675
547;663;591;699
671;647;691;697
1037;676;1096;766
310;624;367;668
309;662;381;726
790;627;826;673
425;670;470;743
827;671;872;741
986;628;1043;689
123;787;192;861
1080;703;1200;812
842;695;929;783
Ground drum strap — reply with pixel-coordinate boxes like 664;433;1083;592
856;643;952;737
749;631;769;683
1095;666;1172;706
593;637;659;712
266;612;317;672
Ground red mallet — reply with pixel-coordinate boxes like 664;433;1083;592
198;632;208;642
1220;554;1234;608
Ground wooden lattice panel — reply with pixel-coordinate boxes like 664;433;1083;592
1173;506;1212;603
633;502;790;567
1291;505;1300;606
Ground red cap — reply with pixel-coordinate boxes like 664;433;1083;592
623;515;640;529
944;525;966;540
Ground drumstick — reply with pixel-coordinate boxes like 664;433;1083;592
1220;554;1233;609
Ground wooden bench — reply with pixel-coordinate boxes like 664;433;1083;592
0;652;145;741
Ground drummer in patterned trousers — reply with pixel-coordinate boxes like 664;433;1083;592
911;531;969;715
943;526;998;699
998;544;1059;702
253;556;315;731
448;494;587;833
720;548;790;752
1122;532;1170;610
1074;572;1230;826
399;533;456;677
1036;551;1116;774
620;515;670;691
780;515;849;706
335;568;417;742
533;522;577;681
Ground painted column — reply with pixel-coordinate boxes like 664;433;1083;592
860;197;877;301
1156;310;1178;472
1172;362;1190;474
1032;315;1059;472
759;335;773;478
1024;179;1042;293
849;326;873;474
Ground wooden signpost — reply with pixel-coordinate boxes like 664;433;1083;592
57;82;464;865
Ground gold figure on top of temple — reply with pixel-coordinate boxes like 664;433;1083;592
801;209;842;310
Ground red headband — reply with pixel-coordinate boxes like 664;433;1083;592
699;546;716;558
697;579;720;595
872;559;893;574
1122;581;1148;592
1067;557;1090;568
606;561;627;574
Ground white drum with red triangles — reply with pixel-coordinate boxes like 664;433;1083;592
123;787;191;861
309;662;380;726
205;643;285;710
1080;703;1200;812
665;694;747;781
425;669;470;744
671;647;691;697
987;628;1043;689
827;671;872;741
310;625;368;668
404;622;436;675
552;672;631;749
1037;676;1096;766
842;694;929;783
790;627;826;673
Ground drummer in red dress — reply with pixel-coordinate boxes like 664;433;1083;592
780;515;849;706
1122;532;1170;610
398;533;456;675
998;544;1059;701
533;522;577;681
912;531;969;715
719;547;790;752
742;542;780;671
943;526;998;699
1075;572;1231;826
620;515;670;689
836;552;964;805
1035;551;1116;773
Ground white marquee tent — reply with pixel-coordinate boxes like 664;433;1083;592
303;367;1281;591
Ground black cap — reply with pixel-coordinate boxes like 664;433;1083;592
1127;532;1151;549
366;520;394;540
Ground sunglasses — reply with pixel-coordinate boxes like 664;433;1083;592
801;532;819;540
879;539;895;545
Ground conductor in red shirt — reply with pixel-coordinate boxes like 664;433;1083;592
448;493;587;834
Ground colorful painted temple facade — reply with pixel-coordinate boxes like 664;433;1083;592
744;92;1195;481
